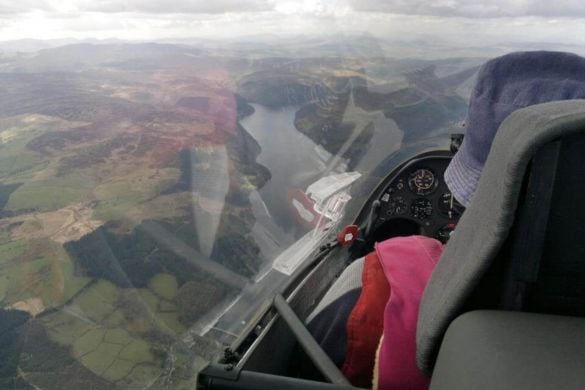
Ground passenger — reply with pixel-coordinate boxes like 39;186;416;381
306;51;585;389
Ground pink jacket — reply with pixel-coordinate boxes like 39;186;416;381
375;236;443;390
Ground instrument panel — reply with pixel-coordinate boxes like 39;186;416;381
373;156;464;243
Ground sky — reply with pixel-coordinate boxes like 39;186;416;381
0;0;584;46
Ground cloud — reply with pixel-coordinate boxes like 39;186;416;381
0;0;53;14
349;0;585;18
81;0;275;14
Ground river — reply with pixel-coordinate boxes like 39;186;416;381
239;101;403;269
240;104;328;264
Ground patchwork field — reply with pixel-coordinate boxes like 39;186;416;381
0;51;262;388
40;278;180;386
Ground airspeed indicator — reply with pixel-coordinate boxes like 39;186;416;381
408;168;438;196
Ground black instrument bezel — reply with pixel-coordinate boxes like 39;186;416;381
352;151;464;247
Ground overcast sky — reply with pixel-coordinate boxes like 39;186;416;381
0;0;584;46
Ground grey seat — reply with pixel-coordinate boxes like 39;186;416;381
416;100;585;382
430;310;585;390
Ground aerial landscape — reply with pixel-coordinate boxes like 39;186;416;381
0;0;582;388
0;34;575;387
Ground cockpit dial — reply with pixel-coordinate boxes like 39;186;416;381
408;168;438;196
411;198;433;220
388;196;408;215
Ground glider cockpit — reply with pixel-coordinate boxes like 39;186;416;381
199;101;585;390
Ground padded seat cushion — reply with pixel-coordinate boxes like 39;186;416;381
430;310;585;390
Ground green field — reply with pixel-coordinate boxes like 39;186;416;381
0;133;50;182
42;279;167;385
6;173;97;212
91;167;180;222
148;273;179;300
0;239;89;308
0;115;85;183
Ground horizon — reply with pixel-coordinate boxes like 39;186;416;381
1;34;583;61
0;1;584;48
